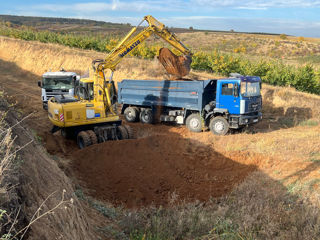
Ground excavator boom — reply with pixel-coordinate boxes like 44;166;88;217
94;15;192;78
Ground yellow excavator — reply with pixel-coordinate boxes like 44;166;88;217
47;15;193;148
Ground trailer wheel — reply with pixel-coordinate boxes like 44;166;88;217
124;107;139;122
140;109;153;124
186;113;202;132
86;130;98;144
209;116;229;135
77;131;92;149
118;126;129;140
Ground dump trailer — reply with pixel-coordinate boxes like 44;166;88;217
118;76;262;135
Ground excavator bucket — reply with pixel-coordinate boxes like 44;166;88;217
158;48;192;79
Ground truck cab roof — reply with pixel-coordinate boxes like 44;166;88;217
42;72;77;77
219;76;261;82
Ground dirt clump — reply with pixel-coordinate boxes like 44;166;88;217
71;134;256;208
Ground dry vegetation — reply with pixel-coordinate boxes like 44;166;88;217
180;32;320;62
0;36;319;239
0;97;94;238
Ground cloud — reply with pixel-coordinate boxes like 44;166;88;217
191;0;320;9
29;0;185;14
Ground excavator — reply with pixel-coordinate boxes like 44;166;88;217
47;15;193;148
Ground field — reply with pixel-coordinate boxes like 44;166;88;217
0;19;320;240
1;16;319;94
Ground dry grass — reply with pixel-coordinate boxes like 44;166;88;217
1;36;320;239
178;32;320;66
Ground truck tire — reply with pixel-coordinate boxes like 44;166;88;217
77;131;92;149
118;125;129;140
124;107;139;122
186;113;202;132
86;130;98;144
140;109;153;124
209;116;229;135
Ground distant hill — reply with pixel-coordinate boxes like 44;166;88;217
0;14;280;36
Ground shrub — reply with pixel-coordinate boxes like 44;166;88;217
280;34;287;40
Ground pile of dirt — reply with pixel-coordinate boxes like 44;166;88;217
0;98;95;239
71;134;256;208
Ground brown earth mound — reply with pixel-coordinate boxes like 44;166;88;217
71;134;256;208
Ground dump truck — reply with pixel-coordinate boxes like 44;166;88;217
38;70;79;110
118;76;262;135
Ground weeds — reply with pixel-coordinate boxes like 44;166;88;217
299;119;319;126
309;152;320;163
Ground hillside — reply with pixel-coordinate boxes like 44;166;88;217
0;36;319;239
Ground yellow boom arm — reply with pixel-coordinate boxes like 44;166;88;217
92;15;192;115
94;15;192;74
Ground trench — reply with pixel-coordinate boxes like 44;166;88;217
0;58;258;208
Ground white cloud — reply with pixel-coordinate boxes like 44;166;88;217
29;0;184;14
191;0;320;9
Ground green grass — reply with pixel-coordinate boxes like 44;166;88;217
299;119;319;126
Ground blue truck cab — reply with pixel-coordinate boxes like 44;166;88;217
118;76;262;135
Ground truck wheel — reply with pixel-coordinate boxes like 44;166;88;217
140;109;153;124
77;131;92;149
43;103;48;110
186;113;202;132
124;107;139;122
209;116;229;135
118;126;129;140
86;130;98;144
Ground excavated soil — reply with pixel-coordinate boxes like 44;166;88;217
0;58;265;208
70;134;256;207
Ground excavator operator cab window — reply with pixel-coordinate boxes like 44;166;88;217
87;83;94;99
75;82;93;100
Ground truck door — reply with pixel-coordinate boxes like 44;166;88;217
218;81;240;114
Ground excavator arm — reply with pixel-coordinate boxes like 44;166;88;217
93;15;192;76
92;15;193;115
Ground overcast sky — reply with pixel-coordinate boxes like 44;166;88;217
2;0;320;37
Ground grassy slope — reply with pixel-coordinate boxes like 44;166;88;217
0;36;319;239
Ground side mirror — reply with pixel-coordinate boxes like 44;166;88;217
38;81;41;88
234;83;239;97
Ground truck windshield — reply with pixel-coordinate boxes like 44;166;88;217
240;81;261;97
42;76;73;90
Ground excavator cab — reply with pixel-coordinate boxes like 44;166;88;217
74;78;94;100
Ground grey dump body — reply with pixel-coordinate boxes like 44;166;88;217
118;79;216;111
118;78;262;135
